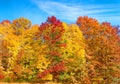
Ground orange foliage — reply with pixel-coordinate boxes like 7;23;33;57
77;16;120;83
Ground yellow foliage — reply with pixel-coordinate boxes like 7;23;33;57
42;73;53;80
36;54;51;72
61;22;85;59
60;22;86;77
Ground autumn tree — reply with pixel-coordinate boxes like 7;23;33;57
37;16;86;83
61;22;86;83
100;22;120;83
0;18;41;82
0;20;12;80
37;16;66;81
76;16;120;83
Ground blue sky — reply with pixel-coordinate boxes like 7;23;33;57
0;0;120;25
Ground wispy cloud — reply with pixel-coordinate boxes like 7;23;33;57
32;0;120;25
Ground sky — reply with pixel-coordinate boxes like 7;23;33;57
0;0;120;25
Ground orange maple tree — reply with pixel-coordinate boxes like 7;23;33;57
76;16;120;84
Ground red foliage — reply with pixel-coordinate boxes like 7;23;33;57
49;51;61;57
38;61;65;78
49;61;65;73
0;20;11;24
39;16;64;44
37;16;66;79
0;74;4;79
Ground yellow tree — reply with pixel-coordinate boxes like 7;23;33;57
0;20;12;80
60;22;87;83
0;18;46;82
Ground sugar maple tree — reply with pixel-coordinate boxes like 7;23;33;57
76;16;120;83
61;23;86;82
37;16;86;83
37;16;66;81
0;18;41;82
0;20;12;81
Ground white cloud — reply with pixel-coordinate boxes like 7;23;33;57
32;0;120;25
